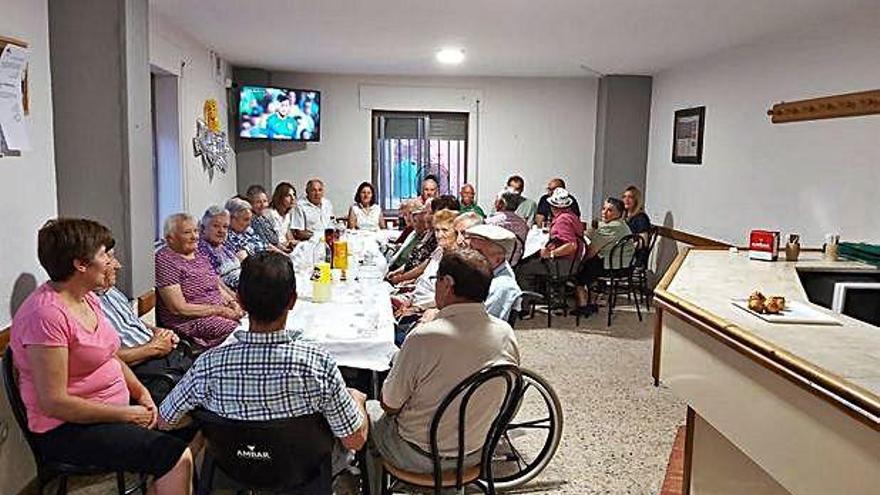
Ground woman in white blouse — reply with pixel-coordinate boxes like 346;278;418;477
266;182;299;250
348;182;384;231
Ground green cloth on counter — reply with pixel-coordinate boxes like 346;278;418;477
839;242;880;267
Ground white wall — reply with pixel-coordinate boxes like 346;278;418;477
0;0;57;326
263;73;598;218
150;11;237;217
0;2;55;490
646;10;880;247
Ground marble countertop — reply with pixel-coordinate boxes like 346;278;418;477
663;250;880;409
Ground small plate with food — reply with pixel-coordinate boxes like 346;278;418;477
731;291;840;325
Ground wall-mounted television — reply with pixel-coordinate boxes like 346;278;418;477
238;85;321;141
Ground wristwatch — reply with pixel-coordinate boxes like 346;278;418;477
549;250;556;259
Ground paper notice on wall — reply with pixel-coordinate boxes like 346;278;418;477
0;44;30;151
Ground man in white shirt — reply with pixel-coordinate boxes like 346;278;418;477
366;249;520;494
291;178;335;240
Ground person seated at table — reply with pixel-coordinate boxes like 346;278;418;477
198;205;242;289
506;175;537;224
515;188;585;292
245;184;283;249
391;198;420;245
572;197;634;316
388;202;428;271
534;177;581;227
432;194;461;212
459;183;485;218
225;197;276;260
387;205;438;285
348;181;384;231
392;210;460;327
96;247;193;404
11;218;194;494
365;249;520;495
159;252;368;477
486;189;529;263
465;225;523;321
266;181;300;250
621;185;652;235
453;211;483;247
156;213;243;349
416;176;439;208
292;178;335;240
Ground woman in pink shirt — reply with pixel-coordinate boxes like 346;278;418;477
514;188;585;291
10;219;193;494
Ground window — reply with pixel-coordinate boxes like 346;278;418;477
372;111;468;212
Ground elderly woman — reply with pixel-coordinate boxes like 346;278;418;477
621;185;651;235
156;213;242;349
388;200;427;271
453;211;483;247
224;197;275;260
11;218;193;494
386;198;452;285
573;197;634;316
514;188;585;291
266;182;299;249
459;184;486;218
486;189;529;265
391;209;460;342
197;205;242;289
245;184;283;248
348;182;384;231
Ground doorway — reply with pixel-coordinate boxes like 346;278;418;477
150;68;184;241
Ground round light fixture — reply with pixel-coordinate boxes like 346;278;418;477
436;48;465;65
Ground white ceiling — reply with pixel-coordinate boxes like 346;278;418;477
150;0;878;77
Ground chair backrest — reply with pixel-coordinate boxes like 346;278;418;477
192;409;334;491
428;364;523;491
634;226;658;269
608;234;642;271
509;234;525;267
2;348;43;463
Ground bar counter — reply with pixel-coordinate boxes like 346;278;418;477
653;249;880;495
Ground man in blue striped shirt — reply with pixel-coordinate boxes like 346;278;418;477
96;249;193;403
158;252;368;474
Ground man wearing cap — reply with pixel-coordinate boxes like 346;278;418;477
486;189;530;264
465;224;523;321
514;187;585;292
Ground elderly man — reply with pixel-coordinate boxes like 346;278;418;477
96;250;193;404
459;183;485;218
486;189;530;264
160;252;368;482
418;176;438;207
506;175;538;224
535;177;581;227
367;249;520;495
465;224;523;321
292;178;335;240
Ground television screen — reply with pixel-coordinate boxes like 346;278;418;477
238;85;321;141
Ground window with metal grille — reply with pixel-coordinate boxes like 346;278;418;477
372;111;468;212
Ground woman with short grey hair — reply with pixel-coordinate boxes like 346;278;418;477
197;205;242;288
224;197;273;260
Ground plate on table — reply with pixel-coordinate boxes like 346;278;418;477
730;299;840;325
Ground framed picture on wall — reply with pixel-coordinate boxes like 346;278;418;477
672;106;705;164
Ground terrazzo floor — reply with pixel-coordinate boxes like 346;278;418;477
30;305;686;495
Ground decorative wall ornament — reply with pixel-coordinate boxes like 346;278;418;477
672;106;705;164
193;98;231;177
767;89;880;124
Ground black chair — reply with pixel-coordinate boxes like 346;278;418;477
530;240;586;327
380;364;523;495
192;409;334;495
508;234;525;268
596;234;644;326
632;226;658;306
2;348;144;495
506;291;544;328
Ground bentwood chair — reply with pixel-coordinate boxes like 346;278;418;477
192;409;334;495
2;348;145;495
379;365;524;495
596;234;644;326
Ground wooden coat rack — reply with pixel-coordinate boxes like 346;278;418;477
767;89;880;124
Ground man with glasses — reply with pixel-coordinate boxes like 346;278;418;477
366;249;520;494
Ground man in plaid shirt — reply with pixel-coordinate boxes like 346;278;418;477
159;252;368;472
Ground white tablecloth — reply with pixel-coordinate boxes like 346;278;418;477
524;228;550;259
229;230;399;371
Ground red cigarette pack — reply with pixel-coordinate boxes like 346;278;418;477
749;230;780;261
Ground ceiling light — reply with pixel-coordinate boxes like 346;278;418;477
436;48;465;65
